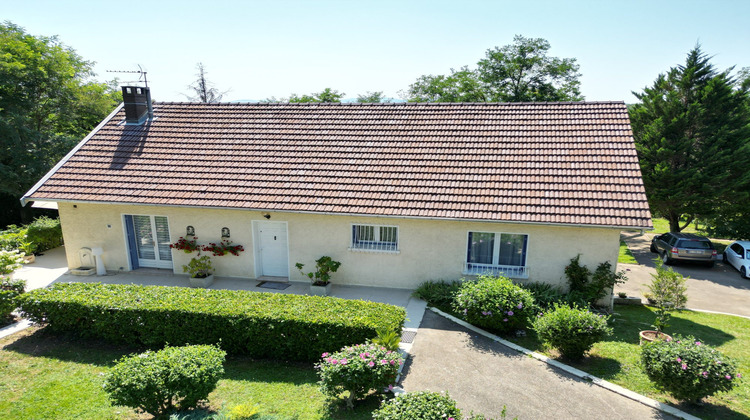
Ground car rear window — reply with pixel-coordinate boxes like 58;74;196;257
677;239;712;249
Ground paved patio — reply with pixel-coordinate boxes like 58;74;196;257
11;246;426;329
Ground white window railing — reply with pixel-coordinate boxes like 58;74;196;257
463;263;529;279
350;224;399;252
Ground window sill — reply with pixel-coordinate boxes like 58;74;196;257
462;271;529;280
348;247;400;255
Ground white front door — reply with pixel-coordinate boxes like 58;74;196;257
131;215;173;269
255;221;289;277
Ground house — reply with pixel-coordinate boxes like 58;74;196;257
21;86;652;290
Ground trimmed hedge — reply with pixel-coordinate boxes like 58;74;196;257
18;282;405;362
25;217;63;252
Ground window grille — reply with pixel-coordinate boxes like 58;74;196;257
351;224;398;251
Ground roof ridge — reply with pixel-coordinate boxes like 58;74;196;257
152;100;627;106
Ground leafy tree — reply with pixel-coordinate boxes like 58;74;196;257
0;21;120;226
630;46;750;233
185;62;228;103
405;35;583;102
287;87;344;103
355;91;391;103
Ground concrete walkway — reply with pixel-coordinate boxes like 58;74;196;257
401;310;676;419
616;232;750;317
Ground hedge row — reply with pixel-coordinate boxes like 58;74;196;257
18;283;406;362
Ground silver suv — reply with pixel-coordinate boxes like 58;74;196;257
650;232;716;267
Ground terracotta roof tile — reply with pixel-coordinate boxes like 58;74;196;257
27;102;651;228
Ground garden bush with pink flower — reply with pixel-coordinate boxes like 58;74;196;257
641;335;741;402
317;342;403;408
452;275;535;334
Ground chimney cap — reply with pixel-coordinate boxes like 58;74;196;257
121;85;153;125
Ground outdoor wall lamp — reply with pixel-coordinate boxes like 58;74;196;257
221;227;230;239
186;225;195;236
263;213;271;219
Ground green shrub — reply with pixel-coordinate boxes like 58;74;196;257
532;304;612;359
412;280;462;310
564;256;626;306
18;282;405;362
103;344;225;418
641;335;741;402
317;342;402;409
372;391;462;420
372;327;401;351
25;216;63;252
0;225;27;252
452;275;535;334
647;259;688;333
0;250;24;275
0;278;26;320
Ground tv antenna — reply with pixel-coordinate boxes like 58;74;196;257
106;65;148;87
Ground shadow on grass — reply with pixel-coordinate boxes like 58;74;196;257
609;306;735;347
673;400;750;420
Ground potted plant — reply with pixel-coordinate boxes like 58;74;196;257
639;259;687;344
295;256;341;296
202;240;245;256
183;255;214;288
170;236;200;253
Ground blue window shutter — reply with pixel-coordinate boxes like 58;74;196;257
124;215;139;269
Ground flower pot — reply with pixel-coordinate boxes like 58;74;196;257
189;274;214;288
23;255;35;264
639;330;672;345
310;282;332;296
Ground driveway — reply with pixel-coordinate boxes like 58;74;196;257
616;232;750;317
401;310;674;419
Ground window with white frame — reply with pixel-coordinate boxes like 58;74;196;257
351;224;398;251
465;231;528;277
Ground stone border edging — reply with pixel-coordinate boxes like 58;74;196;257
0;319;31;340
429;307;700;420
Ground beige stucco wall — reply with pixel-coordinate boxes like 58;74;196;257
58;202;621;290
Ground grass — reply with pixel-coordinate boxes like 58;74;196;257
0;328;378;419
618;240;638;264
508;305;750;419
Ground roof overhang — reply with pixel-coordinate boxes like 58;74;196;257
36;197;653;231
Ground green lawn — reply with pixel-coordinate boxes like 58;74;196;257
618;240;638;264
508;306;750;419
0;328;377;420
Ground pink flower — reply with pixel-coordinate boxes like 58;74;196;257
390;360;395;365
737;373;742;378
340;358;348;365
726;375;732;380
676;357;681;362
368;361;375;367
702;371;708;377
681;364;687;370
503;318;508;322
517;303;523;309
695;341;702;346
321;352;329;357
381;360;388;364
507;311;514;316
331;359;338;364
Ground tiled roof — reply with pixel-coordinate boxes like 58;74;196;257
25;101;652;228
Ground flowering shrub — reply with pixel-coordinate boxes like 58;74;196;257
532;304;612;359
641;335;741;402
317;342;403;408
103;344;226;417
202;240;245;256
372;391;462;420
170;237;200;253
0;250;24;275
0;278;25;320
452;275;535;334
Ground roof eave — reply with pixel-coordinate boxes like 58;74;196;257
20;103;125;207
33;197;653;231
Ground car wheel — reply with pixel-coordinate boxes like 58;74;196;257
742;266;748;279
662;252;672;265
650;243;657;253
723;253;728;263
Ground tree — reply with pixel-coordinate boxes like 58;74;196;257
265;88;345;103
186;62;228;103
630;46;750;233
0;21;121;226
405;35;583;102
355;91;391;103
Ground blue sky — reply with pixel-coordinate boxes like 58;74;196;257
4;0;749;102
